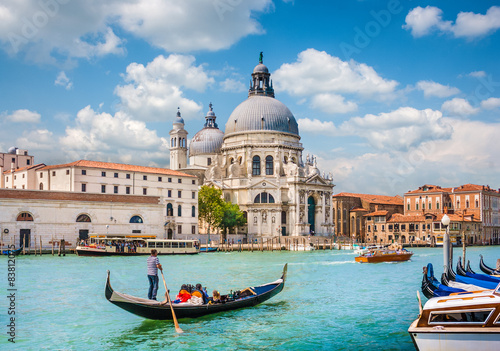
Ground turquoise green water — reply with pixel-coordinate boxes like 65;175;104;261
2;246;500;350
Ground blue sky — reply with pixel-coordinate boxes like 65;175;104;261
1;0;499;195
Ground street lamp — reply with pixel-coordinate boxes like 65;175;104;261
441;214;451;270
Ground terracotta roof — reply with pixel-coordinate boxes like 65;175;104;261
3;163;46;174
453;184;499;193
350;207;368;212
407;183;499;195
387;212;481;223
405;184;449;194
38;160;195;178
364;210;388;217
333;192;403;205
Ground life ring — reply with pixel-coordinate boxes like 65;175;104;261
3;228;8;234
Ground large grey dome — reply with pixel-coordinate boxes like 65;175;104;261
224;96;299;136
189;128;224;157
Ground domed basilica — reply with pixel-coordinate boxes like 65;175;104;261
169;56;335;239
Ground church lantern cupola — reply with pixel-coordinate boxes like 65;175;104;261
249;52;275;98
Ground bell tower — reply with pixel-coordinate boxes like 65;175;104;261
169;108;188;170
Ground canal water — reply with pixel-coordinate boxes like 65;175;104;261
2;246;500;350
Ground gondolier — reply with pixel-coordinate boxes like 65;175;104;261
147;249;163;300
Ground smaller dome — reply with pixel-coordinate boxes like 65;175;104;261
8;146;17;154
189;128;224;157
253;63;269;74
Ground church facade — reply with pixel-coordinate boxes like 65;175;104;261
171;58;335;239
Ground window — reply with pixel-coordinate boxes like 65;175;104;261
429;203;432;210
114;186;118;194
130;215;143;223
168;178;172;182
476;200;479;208
40;173;43;178
114;173;118;178
76;214;91;222
158;177;162;182
81;184;86;192
416;224;419;230
265;155;273;175
167;203;173;216
368;225;371;232
178;225;182;234
192;180;195;185
66;170;70;175
281;211;286;224
26;159;30;165
192;192;195;199
388;224;393;231
101;171;106;177
178;191;181;198
407;204;410;211
192;226;196;234
401;224;406;231
429;309;493;324
254;192;275;204
207;158;211;166
143;188;147;195
252;156;261;176
192;206;196;217
437;202;440;209
39;183;43;190
168;190;172;197
382;225;385;231
178;205;182;217
466;200;470;208
126;187;130;195
178;178;181;183
17;212;34;221
101;185;106;193
126;174;131;179
416;203;419;210
82;170;86;175
143;175;147;180
52;171;56;176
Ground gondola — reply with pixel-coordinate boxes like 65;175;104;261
2;246;23;256
457;257;500;284
421;263;467;299
105;264;287;320
466;260;476;274
479;254;500;275
445;261;499;289
199;247;218;253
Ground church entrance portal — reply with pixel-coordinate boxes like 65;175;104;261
308;196;315;234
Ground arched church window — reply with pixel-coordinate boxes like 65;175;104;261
254;192;275;204
17;212;33;221
130;215;143;223
265;156;273;175
252;156;261;176
39;183;43;190
167;203;173;216
76;214;91;222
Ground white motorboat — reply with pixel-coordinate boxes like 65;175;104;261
409;283;500;350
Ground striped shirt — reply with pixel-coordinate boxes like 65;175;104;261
147;256;160;276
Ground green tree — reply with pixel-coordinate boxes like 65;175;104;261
219;202;247;240
198;185;224;244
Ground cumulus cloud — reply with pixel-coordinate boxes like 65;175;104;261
416;80;460;98
404;6;500;39
219;78;246;93
16;129;55;151
0;0;272;64
310;93;358;114
4;109;41;123
115;54;214;121
441;98;480;116
55;71;73;90
481;97;500;110
298;118;336;134
274;49;398;97
468;71;486;78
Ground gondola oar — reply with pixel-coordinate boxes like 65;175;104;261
160;270;183;333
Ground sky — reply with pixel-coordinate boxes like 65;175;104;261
1;0;499;196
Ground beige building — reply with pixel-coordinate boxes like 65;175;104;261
0;147;35;188
173;58;335;241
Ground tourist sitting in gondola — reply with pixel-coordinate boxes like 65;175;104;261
173;284;192;303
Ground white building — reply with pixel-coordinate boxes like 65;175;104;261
173;57;335;240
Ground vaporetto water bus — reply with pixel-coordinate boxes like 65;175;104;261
76;235;200;256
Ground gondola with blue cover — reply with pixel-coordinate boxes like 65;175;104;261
105;264;287;320
457;257;500;284
421;263;467;299
444;259;500;289
2;246;22;256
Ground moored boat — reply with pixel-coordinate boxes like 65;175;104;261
200;247;218;253
2;246;23;256
354;246;413;263
409;283;500;351
105;264;287;320
480;254;500;276
76;235;199;256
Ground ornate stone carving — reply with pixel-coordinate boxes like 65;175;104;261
299;190;305;204
262;210;267;223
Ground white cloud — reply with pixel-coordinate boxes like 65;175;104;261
481;97;500;110
298;118;336;134
404;6;500;40
339;107;452;151
441;98;480;116
219;78;246;93
416;80;460;98
54;71;73;90
115;54;214;121
16;129;55;151
468;71;486;78
0;0;272;64
310;93;357;114
4;109;41;123
274;49;398;97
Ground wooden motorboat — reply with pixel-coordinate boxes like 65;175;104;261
354;248;413;263
409;283;500;350
105;264;287;320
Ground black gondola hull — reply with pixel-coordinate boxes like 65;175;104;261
105;264;287;320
